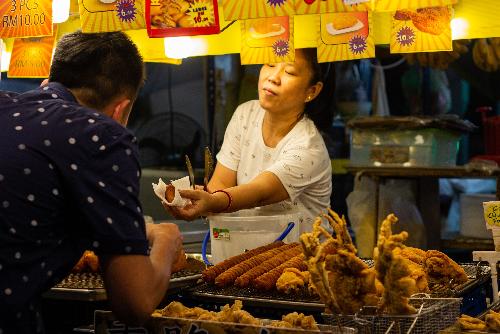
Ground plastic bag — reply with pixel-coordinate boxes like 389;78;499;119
346;175;378;258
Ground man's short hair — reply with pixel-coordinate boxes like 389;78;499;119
49;31;144;110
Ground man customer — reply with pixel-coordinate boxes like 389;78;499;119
0;31;182;333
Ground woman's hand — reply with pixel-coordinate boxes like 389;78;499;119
162;188;215;221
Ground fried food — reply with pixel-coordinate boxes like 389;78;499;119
411;6;451;35
160;301;216;320
457;314;487;331
375;214;417;315
269;312;319;330
153;0;193;28
331;14;358;30
253;254;307;291
215;300;262;325
394;9;413;21
202;241;284;283
215;243;298;287
300;209;378;314
393;247;429;293
395;247;426;265
165;184;175;202
234;245;302;288
171;248;188;273
424;250;468;286
485;310;500;332
276;268;310;294
72;250;100;272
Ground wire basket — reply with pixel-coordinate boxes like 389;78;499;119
323;297;462;334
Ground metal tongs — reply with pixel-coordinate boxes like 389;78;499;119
184;147;214;191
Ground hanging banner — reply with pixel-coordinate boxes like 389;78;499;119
224;0;295;20
8;33;55;78
78;0;146;33
376;0;457;12
146;0;220;37
240;16;294;65
390;6;452;53
295;0;373;15
317;11;374;62
0;0;53;38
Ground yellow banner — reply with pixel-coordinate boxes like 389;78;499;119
241;16;294;64
295;0;374;15
0;0;53;38
8;33;55;78
78;0;145;33
224;0;295;20
376;0;457;12
390;6;452;53
318;11;374;62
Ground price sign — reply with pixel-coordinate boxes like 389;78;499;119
484;201;500;228
0;0;53;38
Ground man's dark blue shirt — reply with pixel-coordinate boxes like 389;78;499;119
0;83;149;333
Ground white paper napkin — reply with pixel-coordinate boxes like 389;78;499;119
152;176;192;207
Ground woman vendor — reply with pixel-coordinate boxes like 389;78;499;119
166;48;333;234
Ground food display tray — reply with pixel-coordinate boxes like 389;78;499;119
44;255;206;302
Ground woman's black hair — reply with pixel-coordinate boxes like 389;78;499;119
299;48;335;133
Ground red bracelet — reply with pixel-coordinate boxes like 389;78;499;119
212;189;232;213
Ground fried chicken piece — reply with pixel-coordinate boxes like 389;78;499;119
72;250;100;272
215;243;297;287
375;214;417;315
269;312;319;330
424;250;468;286
202;241;284;283
215;300;262;326
395;247;426;265
159;301;216;320
234;245;302;288
394;9;413;21
276;268;310;294
457;314;487;331
486;310;500;332
253;254;307;291
412;6;451;35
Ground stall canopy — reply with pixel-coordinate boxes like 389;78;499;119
1;0;500;73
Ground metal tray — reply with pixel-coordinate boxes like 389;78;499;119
44;254;206;301
187;262;490;311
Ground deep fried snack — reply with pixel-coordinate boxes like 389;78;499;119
269;312;319;330
457;314;487;331
395;247;427;265
72;250;100;272
202;241;284;283
253;254;307;291
375;214;417;315
215;243;298;287
234;245;302;288
485;310;500;331
171;249;188;273
412;6;451;35
276;268;310;294
424;250;468;285
215;300;262;325
394;9;413;21
165;184;175;203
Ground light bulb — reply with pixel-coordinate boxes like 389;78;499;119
53;0;71;24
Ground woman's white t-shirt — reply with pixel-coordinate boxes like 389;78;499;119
216;100;332;234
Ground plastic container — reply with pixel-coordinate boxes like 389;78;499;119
347;116;476;167
460;193;496;239
207;209;299;264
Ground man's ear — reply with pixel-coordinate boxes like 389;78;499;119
111;98;132;126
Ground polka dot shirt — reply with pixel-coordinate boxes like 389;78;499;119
0;83;148;334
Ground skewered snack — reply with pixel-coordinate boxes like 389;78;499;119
253;254;307;291
276;268;310;294
72;250;100;272
269;312;319;330
424;250;468;285
215;243;298;287
375;214;417;315
457;314;487;331
234;244;302;288
202;241;285;283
